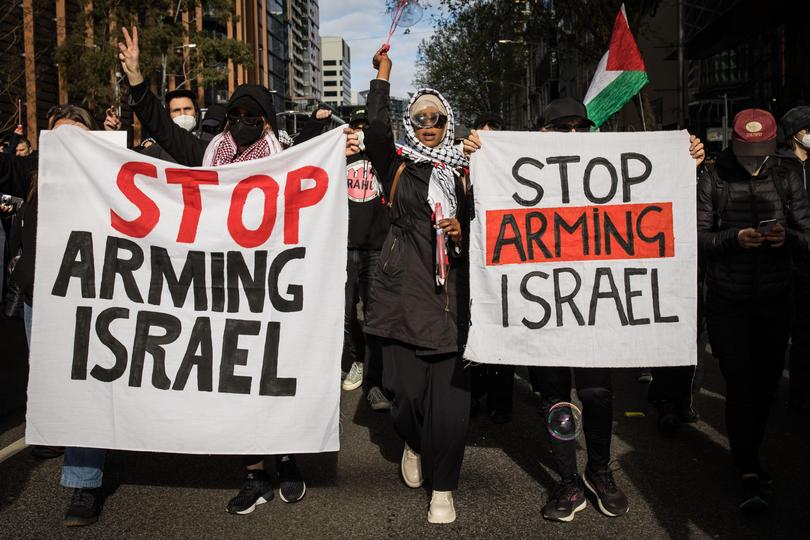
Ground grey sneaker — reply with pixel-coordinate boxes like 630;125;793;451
367;386;392;411
342;362;364;391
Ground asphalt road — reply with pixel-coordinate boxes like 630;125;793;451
1;324;808;539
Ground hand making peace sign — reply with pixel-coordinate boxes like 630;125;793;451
117;27;144;86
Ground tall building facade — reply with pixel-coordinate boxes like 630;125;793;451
286;0;321;102
320;36;351;107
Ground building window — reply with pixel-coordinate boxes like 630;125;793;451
325;91;338;97
324;80;338;86
324;70;337;76
324;60;337;66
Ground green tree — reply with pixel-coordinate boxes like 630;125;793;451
54;0;253;114
415;0;662;126
414;1;534;125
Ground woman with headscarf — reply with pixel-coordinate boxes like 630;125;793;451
360;45;480;524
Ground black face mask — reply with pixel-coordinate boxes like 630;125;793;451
230;120;264;147
736;156;767;176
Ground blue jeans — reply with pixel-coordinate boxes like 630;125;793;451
26;304;108;488
23;302;32;346
61;448;107;489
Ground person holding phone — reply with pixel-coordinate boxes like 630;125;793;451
698;109;810;514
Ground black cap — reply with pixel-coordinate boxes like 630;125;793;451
350;108;369;125
227;84;278;136
781;106;810;137
474;112;504;130
542;97;595;127
201;104;227;130
165;88;198;111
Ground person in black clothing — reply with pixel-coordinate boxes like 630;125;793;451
361;45;480;524
699;108;810;513
534;97;706;523
468;111;515;424
117;26;362;517
199;103;227;143
777;106;810;414
338;107;393;411
137;88;200;163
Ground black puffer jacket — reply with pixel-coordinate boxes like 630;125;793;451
697;148;810;301
362;79;469;354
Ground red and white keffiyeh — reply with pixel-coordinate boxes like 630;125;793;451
202;130;283;166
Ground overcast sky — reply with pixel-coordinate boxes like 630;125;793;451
320;0;439;100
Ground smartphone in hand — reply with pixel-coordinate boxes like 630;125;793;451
757;219;777;235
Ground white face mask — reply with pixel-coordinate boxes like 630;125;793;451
796;133;810;149
173;114;197;132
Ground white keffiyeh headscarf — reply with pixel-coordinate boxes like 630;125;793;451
397;88;468;218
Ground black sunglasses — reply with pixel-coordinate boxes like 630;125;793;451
548;121;591;133
227;112;262;126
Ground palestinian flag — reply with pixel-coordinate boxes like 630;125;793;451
584;4;649;128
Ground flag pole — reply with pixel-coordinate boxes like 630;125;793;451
636;92;648;131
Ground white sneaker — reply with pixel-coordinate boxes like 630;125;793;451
400;444;423;488
428;490;456;524
342;362;363;391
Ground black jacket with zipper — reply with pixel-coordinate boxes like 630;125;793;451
697;148;810;302
362;79;469;354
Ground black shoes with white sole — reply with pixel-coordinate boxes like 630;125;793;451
583;468;629;518
542;479;587;522
226;470;275;515
226;457;306;515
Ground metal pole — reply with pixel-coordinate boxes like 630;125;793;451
637;93;648;131
526;46;531;129
161;54;167;99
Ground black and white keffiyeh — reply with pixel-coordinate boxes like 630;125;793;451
397;88;468;218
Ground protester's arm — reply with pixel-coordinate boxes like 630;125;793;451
696;169;741;256
4;128;22;155
118;27;205;166
293;108;331;145
362;46;399;194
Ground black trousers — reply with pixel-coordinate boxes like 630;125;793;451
535;367;613;481
650;282;705;407
471;364;515;414
383;340;470;491
706;293;790;474
790;273;810;402
649;365;696;407
342;248;383;389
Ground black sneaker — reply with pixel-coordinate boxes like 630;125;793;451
739;476;767;514
226;470;274;515
542;479;587;522
276;455;306;503
31;445;65;459
583;468;629;517
63;488;102;527
656;402;681;433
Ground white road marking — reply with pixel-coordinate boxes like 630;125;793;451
0;437;28;464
